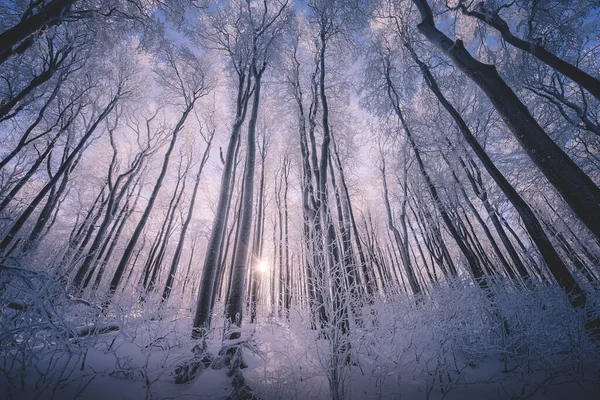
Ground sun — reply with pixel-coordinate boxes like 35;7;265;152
257;260;269;273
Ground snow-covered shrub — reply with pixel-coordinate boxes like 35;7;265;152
349;277;600;398
0;264;196;399
0;264;108;397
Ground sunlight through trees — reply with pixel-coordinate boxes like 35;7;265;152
1;0;599;398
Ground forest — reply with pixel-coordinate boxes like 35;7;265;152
1;0;599;398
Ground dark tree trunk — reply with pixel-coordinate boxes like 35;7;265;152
331;136;373;297
0;134;61;215
248;139;266;322
282;157;291;315
0;0;77;65
406;46;593;323
0;92;120;253
72;139;146;293
225;69;264;337
457;1;600;100
411;0;600;240
192;72;252;338
0;73;66;172
108;99;196;303
145;160;189;294
457;154;530;281
91;181;143;292
161;135;212;304
383;61;485;283
22;148;78;252
380;156;421;295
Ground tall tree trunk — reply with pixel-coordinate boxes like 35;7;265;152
0;92;120;253
145;161;189;294
0;0;77;65
108;99;196;302
407;47;596;330
85;195;128;291
61;184;107;268
225;69;263;337
91;181;143;292
192;72;252;338
456;1;600;100
443;155;518;280
250;145;267;323
22;148;78;252
411;0;600;240
282;157;291;316
457;154;530;280
0;133;63;215
331;136;373;297
289;43;327;327
380;156;421;295
162;136;212;304
0;45;71;122
0;73;66;172
383;62;485;283
318;35;349;336
72;143;145;292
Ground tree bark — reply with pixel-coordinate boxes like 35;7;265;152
108;99;196;302
457;1;600;101
0;0;77;65
406;46;591;314
192;72;251;338
224;68;263;337
161;136;212;304
411;0;600;240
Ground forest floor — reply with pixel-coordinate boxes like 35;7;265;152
2;281;600;399
2;316;599;399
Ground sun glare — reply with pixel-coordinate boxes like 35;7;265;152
257;260;269;273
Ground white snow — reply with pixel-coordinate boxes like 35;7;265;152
2;279;599;399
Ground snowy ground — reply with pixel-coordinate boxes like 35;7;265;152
2;279;600;399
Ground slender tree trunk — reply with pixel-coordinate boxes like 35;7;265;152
457;2;600;100
0;0;77;65
61;185;106;267
162;137;212;304
91;181;143;292
72;151;144;292
85;196;128;291
180;236;198;303
289;44;326;326
0;134;63;214
22;150;77;252
0;74;65;172
0;92;120;253
0;49;70;122
380;157;421;295
457;154;530;280
249;145;266;323
443;156;517;280
407;47;594;325
146;163;188;293
220;166;246;312
277;169;284;315
192;72;251;338
225;70;263;337
411;0;600;240
331;136;373;297
384;63;485;283
108;100;196;302
283;157;291;316
318;34;349;337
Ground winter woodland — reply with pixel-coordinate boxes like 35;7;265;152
1;0;600;399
